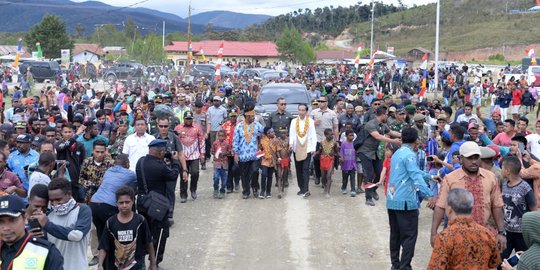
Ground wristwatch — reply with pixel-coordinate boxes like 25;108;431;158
498;230;507;236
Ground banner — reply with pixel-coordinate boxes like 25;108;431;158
61;49;70;65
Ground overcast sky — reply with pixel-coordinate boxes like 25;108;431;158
72;0;437;18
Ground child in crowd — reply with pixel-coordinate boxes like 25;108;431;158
339;122;356;143
378;143;398;195
259;127;276;199
500;156;538;260
317;128;339;198
211;130;230;199
98;186;156;270
340;130;357;197
274;127;290;199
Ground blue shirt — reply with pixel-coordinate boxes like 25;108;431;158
441;139;465;175
91;165;137;207
233;121;263;162
76;134;110;157
482;117;496;134
7;149;39;191
386;145;432;211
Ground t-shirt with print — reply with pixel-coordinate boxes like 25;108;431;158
99;214;153;270
502;180;537;233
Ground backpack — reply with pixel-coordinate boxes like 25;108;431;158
353;124;368;151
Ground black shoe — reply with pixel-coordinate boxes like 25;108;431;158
201;163;207;170
253;189;259;198
297;191;304;196
315;177;321;185
365;199;375;206
242;194;249;199
226;189;233;193
168;218;175;227
191;191;197;200
357;187;365;194
88;256;99;266
303;191;311;198
373;192;379;201
284;181;289;187
180;197;187;203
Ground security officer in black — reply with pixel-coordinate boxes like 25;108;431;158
0;195;64;270
266;97;293;132
136;139;184;268
152;118;187;226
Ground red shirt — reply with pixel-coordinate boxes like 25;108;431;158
383;157;391;195
221;121;236;148
0;169;23;192
512;89;523;105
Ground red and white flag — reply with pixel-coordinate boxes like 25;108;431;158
214;42;224;81
365;50;377;83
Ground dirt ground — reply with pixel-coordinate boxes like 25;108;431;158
157;166;434;270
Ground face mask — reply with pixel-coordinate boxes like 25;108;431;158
51;198;76;216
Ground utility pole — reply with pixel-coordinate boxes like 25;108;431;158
370;0;375;56
434;0;440;98
186;0;192;75
162;21;165;48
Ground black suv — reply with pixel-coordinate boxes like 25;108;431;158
101;62;145;84
19;61;61;82
190;64;238;80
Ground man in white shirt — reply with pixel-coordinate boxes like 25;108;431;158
456;103;479;124
526;119;540;159
28;152;56;197
289;103;317;197
122;118;155;171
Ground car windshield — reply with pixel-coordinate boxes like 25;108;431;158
262;72;286;79
259;87;308;104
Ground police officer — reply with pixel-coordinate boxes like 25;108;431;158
135;139;183;268
0;195;64;270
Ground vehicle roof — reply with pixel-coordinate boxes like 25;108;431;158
261;83;306;89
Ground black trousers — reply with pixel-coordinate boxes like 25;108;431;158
260;166;274;196
239;160;259;196
166;179;177;218
502;231;528;259
294;153;312;194
180;159;199;199
359;152;382;200
148;218;170;265
313;142;321;179
226;156;240;190
388;208;419;270
89;202;118;242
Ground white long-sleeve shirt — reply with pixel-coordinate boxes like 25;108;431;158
289;116;317;153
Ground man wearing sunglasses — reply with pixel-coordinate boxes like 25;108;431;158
267;97;293;133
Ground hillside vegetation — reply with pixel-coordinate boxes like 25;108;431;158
350;0;540;55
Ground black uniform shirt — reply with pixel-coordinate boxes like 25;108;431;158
1;233;64;270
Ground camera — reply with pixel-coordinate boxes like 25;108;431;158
55;160;70;168
427;156;434;162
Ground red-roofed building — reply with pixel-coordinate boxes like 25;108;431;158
165;40;280;67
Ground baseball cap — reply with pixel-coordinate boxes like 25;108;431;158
459;141;481;157
15;121;27;129
213;96;222;102
479;146;496;159
354;106;363;112
413;114;426;122
0;124;13;133
184;111;194;119
0;195;26;217
350;84;358;90
148;139;168;148
229;109;238;116
437;114;447;121
16;134;32;143
388;107;397;113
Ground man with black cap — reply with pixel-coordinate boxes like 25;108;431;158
222;109;240;193
193;101;208;170
175;111;205;203
0;195;64;269
7;134;39;192
136;139;182;268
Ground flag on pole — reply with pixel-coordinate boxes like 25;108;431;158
199;47;206;63
365;50;377;83
187;42;193;64
419;53;428;97
354;46;362;69
12;38;22;68
526;46;537;66
214;42;224;81
36;42;42;59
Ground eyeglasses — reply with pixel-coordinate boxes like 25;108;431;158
279;103;287;106
373;103;380;106
158;125;168;128
318;100;327;103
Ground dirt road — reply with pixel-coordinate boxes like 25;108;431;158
160;167;434;270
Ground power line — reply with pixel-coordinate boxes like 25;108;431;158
193;0;327;12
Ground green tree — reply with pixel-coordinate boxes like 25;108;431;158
91;24;128;47
128;33;165;65
276;26;315;64
24;14;73;59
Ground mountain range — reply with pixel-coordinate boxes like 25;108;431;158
0;0;272;34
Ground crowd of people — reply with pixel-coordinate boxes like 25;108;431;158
0;60;538;270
